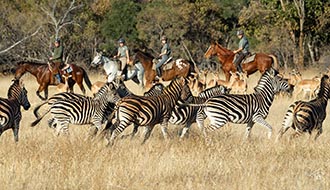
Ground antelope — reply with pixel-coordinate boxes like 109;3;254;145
188;70;207;94
293;75;321;100
230;72;248;94
56;75;70;93
217;71;239;89
91;81;106;95
206;71;219;89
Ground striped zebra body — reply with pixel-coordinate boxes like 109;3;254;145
189;68;291;139
169;85;229;138
0;79;30;142
31;82;120;136
107;77;190;145
277;75;330;140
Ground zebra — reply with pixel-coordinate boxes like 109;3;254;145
107;77;191;145
31;82;121;137
183;68;292;139
0;79;30;142
276;75;330;141
33;79;134;129
169;85;229;138
100;82;165;139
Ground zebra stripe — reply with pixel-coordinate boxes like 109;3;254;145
277;75;330;141
186;68;291;139
169;85;229;138
31;82;120;136
107;77;190;145
0;79;30;142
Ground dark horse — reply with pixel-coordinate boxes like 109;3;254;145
15;61;92;100
129;49;196;89
204;41;278;81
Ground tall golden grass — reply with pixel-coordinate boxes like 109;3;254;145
0;70;329;190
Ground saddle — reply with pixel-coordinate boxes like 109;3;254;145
241;53;256;64
152;57;173;70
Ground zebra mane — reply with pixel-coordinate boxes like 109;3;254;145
316;75;330;98
94;82;113;100
198;85;228;98
254;68;278;93
7;79;21;98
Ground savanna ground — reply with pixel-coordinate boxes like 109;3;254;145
0;68;330;190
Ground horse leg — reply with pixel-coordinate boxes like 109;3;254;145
36;84;47;100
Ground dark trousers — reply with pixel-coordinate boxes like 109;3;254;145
233;52;247;73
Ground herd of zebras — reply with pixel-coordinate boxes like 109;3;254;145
1;67;330;146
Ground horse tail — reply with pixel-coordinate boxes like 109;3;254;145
31;107;51;127
269;54;279;70
82;67;92;90
33;101;48;118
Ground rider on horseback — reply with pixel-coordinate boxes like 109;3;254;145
114;38;130;79
233;30;249;74
49;38;64;83
156;36;171;79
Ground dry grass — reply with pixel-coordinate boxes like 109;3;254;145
1;70;330;190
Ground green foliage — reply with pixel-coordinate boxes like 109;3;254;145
100;0;141;51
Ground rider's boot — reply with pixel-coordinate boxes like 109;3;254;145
236;63;243;74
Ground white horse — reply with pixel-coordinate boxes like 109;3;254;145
91;52;144;87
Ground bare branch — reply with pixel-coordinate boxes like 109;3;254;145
0;26;42;55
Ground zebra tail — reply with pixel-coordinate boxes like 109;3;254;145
33;101;48;118
31;108;50;127
82;68;92;90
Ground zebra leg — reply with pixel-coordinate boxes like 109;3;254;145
160;123;170;140
180;123;190;139
253;116;272;139
142;125;155;144
131;124;139;139
244;121;255;139
196;113;207;138
107;121;130;146
314;126;323;141
276;105;295;142
13;121;19;142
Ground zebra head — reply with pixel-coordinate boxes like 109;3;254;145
269;68;292;94
8;79;31;110
179;79;194;103
94;82;121;103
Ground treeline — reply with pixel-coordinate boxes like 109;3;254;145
0;0;329;71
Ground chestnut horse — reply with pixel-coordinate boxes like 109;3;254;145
204;41;278;81
15;61;92;100
130;49;196;89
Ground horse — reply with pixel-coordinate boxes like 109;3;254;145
15;61;92;100
130;49;196;89
204;41;278;81
90;52;144;87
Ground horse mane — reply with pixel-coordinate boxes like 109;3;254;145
16;60;47;66
133;49;155;59
316;75;330;98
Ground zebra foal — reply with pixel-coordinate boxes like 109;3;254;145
184;68;291;139
31;82;120;136
0;79;30;142
277;75;330;141
107;77;191;145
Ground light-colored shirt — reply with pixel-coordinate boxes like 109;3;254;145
238;36;249;54
118;46;128;58
161;43;171;57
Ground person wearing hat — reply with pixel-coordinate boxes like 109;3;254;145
233;30;249;73
155;35;171;78
49;38;64;83
114;38;130;78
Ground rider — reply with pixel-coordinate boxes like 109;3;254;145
49;38;64;83
156;35;171;78
114;38;130;79
233;30;249;74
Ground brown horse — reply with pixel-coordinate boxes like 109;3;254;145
15;61;92;100
130;49;196;89
204;41;278;81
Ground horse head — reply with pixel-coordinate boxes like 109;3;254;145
90;52;104;67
